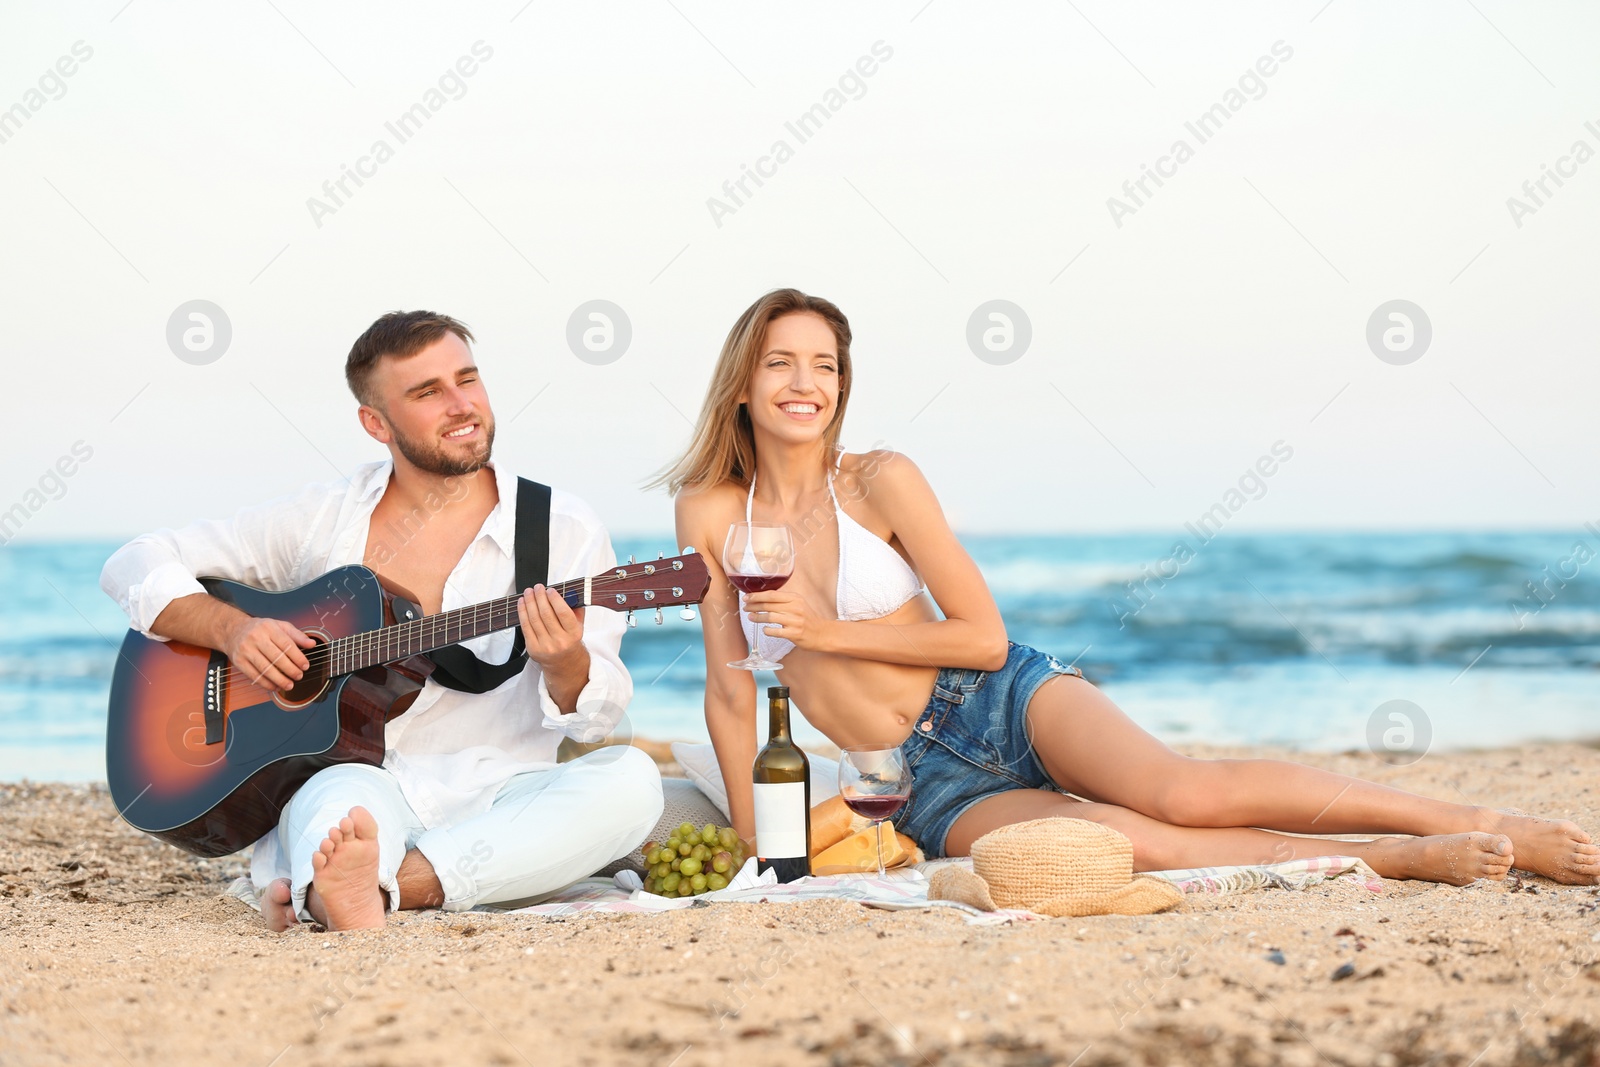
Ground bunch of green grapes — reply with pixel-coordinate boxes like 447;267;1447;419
641;822;746;897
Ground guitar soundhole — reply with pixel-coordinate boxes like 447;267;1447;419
274;629;333;710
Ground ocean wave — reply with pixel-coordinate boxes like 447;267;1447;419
1325;549;1527;575
1111;603;1600;670
979;559;1149;595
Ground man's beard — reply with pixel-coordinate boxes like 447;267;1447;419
391;418;496;476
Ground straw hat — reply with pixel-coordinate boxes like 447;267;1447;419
927;818;1183;917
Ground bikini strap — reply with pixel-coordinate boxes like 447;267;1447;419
745;471;756;522
826;448;843;508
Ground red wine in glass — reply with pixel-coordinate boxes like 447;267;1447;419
842;794;909;821
838;745;913;879
723;521;795;671
728;573;791;594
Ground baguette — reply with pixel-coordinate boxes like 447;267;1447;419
808;794;869;856
810;820;924;875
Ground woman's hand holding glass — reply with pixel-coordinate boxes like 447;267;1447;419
740;587;828;652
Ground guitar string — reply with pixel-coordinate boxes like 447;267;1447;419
211;569;699;690
214;587;700;705
214;558;705;689
213;567;659;683
217;588;518;697
215;577;702;704
215;578;688;689
225;588;528;697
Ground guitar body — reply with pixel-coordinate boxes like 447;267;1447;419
105;565;432;857
104;552;709;858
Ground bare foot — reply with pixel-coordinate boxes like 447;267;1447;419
1482;809;1600;885
260;877;298;932
307;806;386;930
1363;832;1514;886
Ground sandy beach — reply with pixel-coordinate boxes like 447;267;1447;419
3;741;1599;1066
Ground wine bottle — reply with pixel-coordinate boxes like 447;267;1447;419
752;685;811;882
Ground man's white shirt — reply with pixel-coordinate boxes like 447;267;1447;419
98;459;634;855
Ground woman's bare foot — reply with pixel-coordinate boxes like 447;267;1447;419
1481;810;1600;885
1361;831;1514;886
260;877;298;932
307;806;386;930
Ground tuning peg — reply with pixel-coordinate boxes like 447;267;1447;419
679;606;697;621
626;610;636;628
627;554;635;565
654;607;664;625
657;551;664;559
681;546;694;555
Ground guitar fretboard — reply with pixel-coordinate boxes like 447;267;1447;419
327;581;582;675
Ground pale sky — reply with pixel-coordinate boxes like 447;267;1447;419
3;1;1597;541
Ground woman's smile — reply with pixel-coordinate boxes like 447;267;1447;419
777;400;821;421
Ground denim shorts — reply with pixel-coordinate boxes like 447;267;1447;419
895;642;1084;858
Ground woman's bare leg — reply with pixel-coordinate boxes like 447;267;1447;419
944;790;1515;886
1021;675;1600;884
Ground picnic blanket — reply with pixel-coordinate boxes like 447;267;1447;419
481;853;1382;925
227;854;1381;925
1142;854;1383;896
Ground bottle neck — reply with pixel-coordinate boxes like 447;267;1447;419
767;696;792;745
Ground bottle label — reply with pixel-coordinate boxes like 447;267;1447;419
752;781;807;858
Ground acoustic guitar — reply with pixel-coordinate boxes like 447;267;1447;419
105;553;710;856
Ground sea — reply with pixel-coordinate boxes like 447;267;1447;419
2;532;1595;782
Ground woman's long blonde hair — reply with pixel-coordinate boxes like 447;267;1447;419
651;289;854;495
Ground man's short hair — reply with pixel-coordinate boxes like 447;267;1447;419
345;310;475;408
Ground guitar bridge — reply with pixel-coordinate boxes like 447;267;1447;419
204;650;227;745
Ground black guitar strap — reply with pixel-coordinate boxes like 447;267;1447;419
428;477;552;694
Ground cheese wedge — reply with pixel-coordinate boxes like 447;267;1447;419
810;820;923;875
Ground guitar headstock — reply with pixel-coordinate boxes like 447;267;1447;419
581;551;711;614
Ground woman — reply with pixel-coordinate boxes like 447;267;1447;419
661;288;1599;886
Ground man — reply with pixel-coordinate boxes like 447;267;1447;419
100;311;663;930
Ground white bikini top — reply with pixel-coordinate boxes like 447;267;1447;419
739;451;926;663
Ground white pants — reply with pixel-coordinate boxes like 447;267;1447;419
275;747;663;919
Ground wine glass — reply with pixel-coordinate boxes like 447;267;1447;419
838;745;912;880
723;521;795;671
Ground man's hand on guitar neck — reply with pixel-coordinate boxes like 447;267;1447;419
151;592;315;692
516;584;591;715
